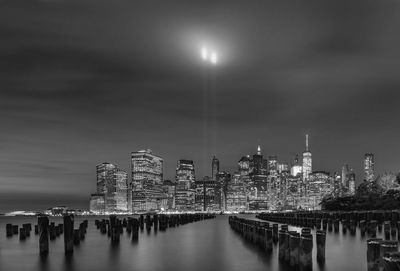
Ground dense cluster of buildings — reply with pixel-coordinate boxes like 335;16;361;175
90;135;375;214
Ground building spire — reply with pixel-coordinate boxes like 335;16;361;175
306;134;309;152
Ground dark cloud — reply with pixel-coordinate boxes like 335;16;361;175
0;0;400;212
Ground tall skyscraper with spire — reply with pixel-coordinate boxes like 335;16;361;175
302;134;312;181
211;156;219;180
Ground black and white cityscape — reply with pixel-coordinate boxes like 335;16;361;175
1;1;400;271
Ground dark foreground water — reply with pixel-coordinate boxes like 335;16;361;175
0;215;371;271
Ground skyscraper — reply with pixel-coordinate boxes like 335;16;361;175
291;154;302;177
211;156;219;180
268;155;278;176
302;134;312;181
131;149;163;190
364;153;375;182
238;155;251;176
342;164;350;189
96;162;129;213
176;159;195;190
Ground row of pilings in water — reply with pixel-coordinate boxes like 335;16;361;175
6;215;88;254
4;213;215;256
256;211;400;271
228;216;324;271
94;213;216;244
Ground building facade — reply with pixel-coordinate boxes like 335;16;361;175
364;153;375;182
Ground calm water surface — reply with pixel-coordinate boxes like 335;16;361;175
0;215;371;271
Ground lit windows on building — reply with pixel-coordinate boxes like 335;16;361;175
364;153;375;182
131;149;163;190
175;159;195;190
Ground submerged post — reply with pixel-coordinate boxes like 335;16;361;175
316;230;326;264
38;216;49;255
63;214;74;254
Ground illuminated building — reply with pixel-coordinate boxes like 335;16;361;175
131;188;168;212
212;156;219;180
162;180;176;210
333;172;342;197
342;164;356;195
175;159;195;190
268;155;278;176
341;164;351;191
131;149;163;190
238;156;251;176
175;189;196;211
302;134;312;181
226;173;247;211
307;171;333;210
348;172;356;195
96;162;129;213
216;171;231;210
195;176;217;211
90;193;105;214
114;169;129;212
364;153;375;182
277;162;289;174
290;155;302;177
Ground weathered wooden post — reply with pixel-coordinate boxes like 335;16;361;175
6;224;13;237
265;227;273;253
139;215;144;230
278;230;287;261
299;234;313;271
63;214;74;254
19;227;26;240
132;218;139;241
380;241;398;266
289;232;300;267
316;230;326;264
38;216;49;255
12;225;18;235
272;224;279;243
154;214;159;231
333;219;340;233
367;238;382;271
382;252;400;271
384;222;391;240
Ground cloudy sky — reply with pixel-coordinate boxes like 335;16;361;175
1;0;400;212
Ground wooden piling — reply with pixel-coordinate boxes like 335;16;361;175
316;230;326;263
63;214;74;254
38;216;49;255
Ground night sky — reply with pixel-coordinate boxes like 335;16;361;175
1;0;400;212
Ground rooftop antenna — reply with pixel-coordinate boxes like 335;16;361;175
306;134;309;152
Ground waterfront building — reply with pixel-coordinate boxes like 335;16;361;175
302;134;312;181
226;173;247;212
175;189;196;211
290;154;302;177
195;176;218;211
238;155;251;176
175;159;195;190
307;171;333;210
216;171;231;210
268;155;278;176
211;156;219;180
277;162;289;174
131;149;163;190
364;153;375;182
348;172;356;195
90;193;105;214
95;162;129;213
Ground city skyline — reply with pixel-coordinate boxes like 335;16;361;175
2;1;400;212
